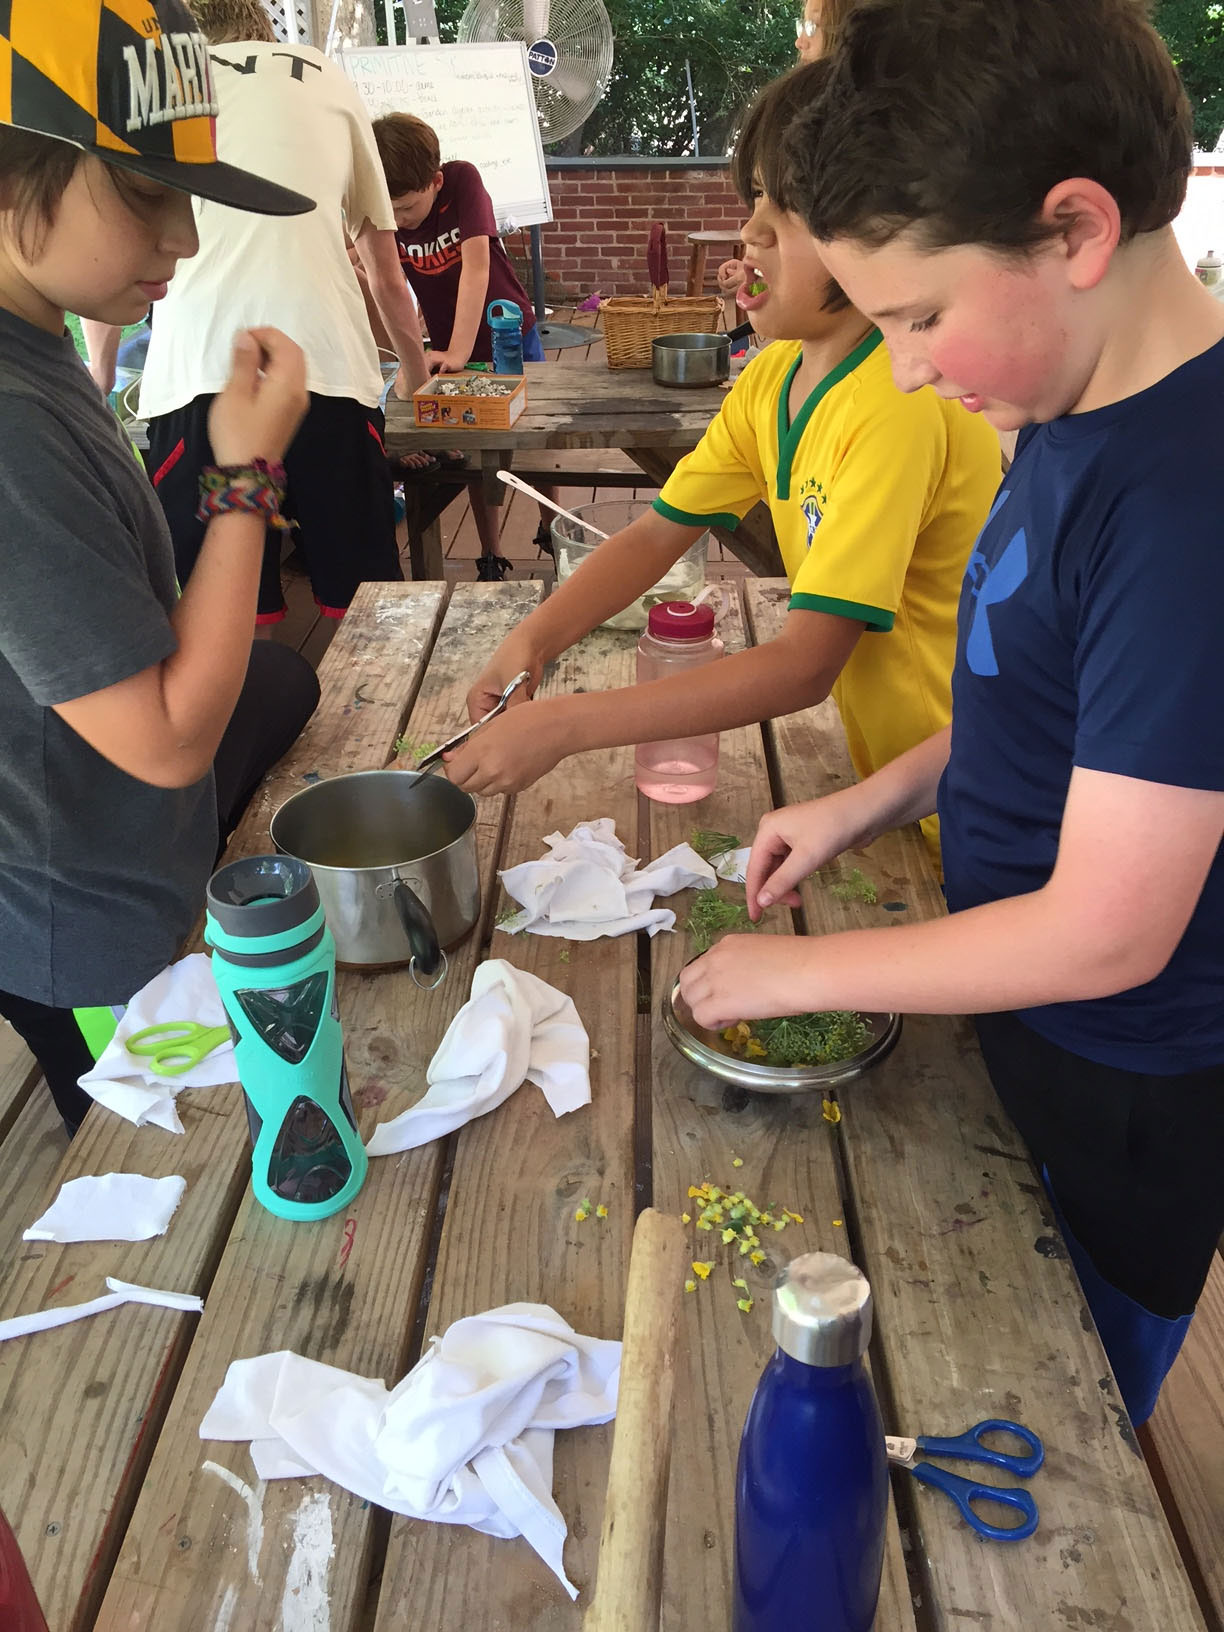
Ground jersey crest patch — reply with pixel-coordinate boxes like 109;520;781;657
798;476;826;549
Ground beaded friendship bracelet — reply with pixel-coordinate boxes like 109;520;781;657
196;459;293;530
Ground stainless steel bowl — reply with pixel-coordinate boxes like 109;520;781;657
662;978;901;1094
652;332;731;387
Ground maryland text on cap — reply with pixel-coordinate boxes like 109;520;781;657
0;0;313;216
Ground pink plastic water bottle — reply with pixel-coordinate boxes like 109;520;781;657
634;599;724;803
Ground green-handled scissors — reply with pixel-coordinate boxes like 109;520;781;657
126;1020;231;1077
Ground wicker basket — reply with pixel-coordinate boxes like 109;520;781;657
600;288;722;369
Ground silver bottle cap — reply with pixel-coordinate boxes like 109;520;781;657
773;1252;874;1366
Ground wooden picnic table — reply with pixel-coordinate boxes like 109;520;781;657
383;359;785;581
0;580;1208;1631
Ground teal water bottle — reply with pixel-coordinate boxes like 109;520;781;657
205;855;367;1222
487;298;525;374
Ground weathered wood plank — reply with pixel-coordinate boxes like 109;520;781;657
0;583;448;1632
746;578;1208;1632
0;1023;40;1143
1144;1253;1224;1626
642;587;916;1631
0;1086;69;1261
384;361;727;454
374;620;643;1630
97;583;541;1632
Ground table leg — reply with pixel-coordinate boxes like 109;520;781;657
480;448;513;506
685;241;707;298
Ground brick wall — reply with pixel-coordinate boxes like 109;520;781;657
525;161;746;300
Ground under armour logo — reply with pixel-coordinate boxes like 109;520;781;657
965;526;1028;676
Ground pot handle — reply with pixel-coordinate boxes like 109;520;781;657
386;877;447;989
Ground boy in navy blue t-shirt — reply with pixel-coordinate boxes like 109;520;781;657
678;2;1224;1425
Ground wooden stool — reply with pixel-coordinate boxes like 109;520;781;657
685;229;744;296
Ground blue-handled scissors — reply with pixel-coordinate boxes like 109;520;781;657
126;1020;231;1077
885;1418;1044;1542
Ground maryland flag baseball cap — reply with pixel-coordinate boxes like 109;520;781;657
0;0;313;215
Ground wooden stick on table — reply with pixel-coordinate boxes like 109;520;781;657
584;1207;687;1632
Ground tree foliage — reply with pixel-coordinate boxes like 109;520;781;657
406;2;1224;158
428;0;795;156
1154;0;1224;152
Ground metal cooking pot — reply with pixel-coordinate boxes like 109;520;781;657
652;332;731;387
269;770;480;983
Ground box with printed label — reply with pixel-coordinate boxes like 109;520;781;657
412;373;528;431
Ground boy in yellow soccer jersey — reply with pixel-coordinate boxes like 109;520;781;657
447;64;1000;861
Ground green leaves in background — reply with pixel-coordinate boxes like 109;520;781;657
1155;0;1224;152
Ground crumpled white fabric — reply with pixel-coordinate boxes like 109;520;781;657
365;959;589;1157
0;1276;203;1344
199;1302;620;1598
712;846;751;884
76;953;235;1134
23;1173;186;1243
496;818;715;939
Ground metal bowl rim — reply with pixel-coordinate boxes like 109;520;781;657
270;767;477;874
661;977;901;1094
652;332;731;350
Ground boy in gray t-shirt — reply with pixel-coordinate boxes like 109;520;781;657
0;0;320;1132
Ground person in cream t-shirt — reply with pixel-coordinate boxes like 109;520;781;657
140;1;429;623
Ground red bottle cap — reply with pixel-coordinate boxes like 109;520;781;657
647;600;715;639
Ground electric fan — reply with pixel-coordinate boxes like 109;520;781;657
459;0;614;345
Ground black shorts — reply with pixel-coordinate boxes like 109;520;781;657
974;1011;1224;1320
146;392;401;621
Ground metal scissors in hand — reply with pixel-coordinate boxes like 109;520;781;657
411;669;532;774
126;1021;231;1077
886;1418;1044;1542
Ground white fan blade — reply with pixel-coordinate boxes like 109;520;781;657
544;57;599;104
523;0;551;39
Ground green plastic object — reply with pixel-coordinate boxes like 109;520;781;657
205;856;367;1223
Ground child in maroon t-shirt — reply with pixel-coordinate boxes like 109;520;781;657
373;115;559;578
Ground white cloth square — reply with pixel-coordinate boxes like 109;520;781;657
497;818;715;939
77;953;235;1134
23;1173;186;1243
365;959;589;1157
199;1303;620;1598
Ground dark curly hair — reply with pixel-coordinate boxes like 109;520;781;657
784;0;1192;251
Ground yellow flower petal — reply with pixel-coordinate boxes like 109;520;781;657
737;1297;754;1313
681;1212;691;1224
595;1204;608;1218
731;1156;744;1168
750;1250;766;1266
822;1098;842;1124
692;1260;715;1280
833;1219;843;1227
684;1279;697;1293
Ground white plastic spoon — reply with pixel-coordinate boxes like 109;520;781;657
496;469;610;539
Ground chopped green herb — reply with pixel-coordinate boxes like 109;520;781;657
727;1011;870;1068
558;946;570;963
394;736;439;762
690;830;740;863
685;891;755;953
495;902;519;926
748;279;766;296
829;867;877;905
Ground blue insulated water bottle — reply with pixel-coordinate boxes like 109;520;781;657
205;855;367;1222
487;298;525;374
733;1253;890;1632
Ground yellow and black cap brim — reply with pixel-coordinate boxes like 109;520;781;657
1;0;315;217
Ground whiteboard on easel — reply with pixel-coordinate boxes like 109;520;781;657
338;41;552;232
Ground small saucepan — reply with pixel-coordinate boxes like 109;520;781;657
270;770;479;985
652;332;731;388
